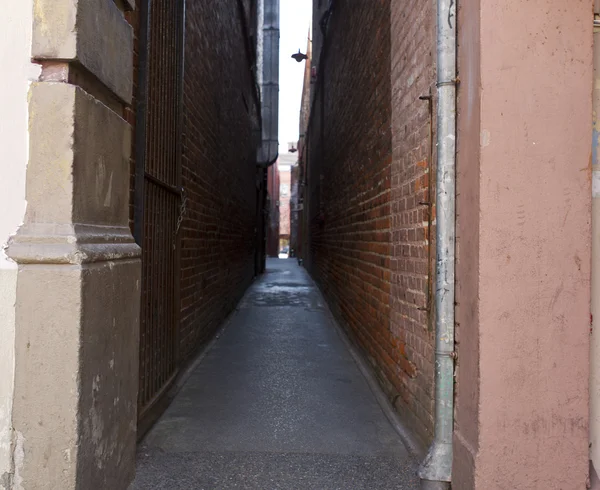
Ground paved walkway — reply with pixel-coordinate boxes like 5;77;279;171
133;259;418;489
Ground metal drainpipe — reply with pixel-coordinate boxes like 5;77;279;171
418;0;457;488
257;0;280;168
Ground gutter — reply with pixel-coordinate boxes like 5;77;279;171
418;0;457;488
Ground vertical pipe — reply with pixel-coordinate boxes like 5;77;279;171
418;0;456;487
257;0;280;166
590;3;600;486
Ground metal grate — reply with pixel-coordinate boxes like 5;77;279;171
137;0;184;419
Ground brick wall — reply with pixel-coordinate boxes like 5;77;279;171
306;0;394;420
305;0;436;444
390;0;436;442
128;1;261;366
178;0;261;360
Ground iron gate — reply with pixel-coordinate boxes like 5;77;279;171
135;0;185;422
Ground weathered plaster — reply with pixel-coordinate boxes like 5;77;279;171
6;80;140;488
4;0;139;485
0;0;41;486
591;1;600;482
456;1;592;487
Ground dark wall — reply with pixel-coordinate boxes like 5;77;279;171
179;0;261;359
128;0;261;369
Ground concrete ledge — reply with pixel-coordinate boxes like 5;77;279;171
33;0;133;103
7;224;140;264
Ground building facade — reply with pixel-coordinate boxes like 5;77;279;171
300;0;592;487
267;161;281;257
278;154;295;252
0;1;275;488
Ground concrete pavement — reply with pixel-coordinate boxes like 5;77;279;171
132;259;419;489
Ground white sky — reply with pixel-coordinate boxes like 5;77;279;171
278;0;312;156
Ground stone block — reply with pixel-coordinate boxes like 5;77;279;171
33;0;133;103
27;82;130;228
12;259;140;489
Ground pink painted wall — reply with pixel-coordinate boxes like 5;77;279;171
453;0;482;486
455;0;592;487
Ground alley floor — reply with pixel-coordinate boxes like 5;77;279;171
132;259;419;489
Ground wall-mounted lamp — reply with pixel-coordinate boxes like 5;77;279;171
291;49;308;62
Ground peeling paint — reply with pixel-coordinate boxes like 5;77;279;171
103;172;113;208
593;170;600;198
1;0;41;481
13;432;24;490
480;129;491;148
593;128;600;166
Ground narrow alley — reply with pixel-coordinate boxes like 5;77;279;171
132;259;418;489
0;0;595;489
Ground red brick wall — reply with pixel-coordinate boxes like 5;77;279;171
390;0;436;442
305;0;436;444
306;0;394;416
178;0;260;360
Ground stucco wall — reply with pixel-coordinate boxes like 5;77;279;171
591;1;600;483
455;1;592;487
0;0;40;485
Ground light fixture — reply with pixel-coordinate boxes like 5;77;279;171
291;49;308;62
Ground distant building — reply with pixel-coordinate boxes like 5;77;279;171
266;161;280;257
277;154;295;253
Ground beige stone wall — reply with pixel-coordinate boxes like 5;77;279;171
0;0;41;486
3;0;140;488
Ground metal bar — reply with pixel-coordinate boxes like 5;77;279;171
419;91;435;320
137;0;185;420
174;0;185;366
144;171;182;196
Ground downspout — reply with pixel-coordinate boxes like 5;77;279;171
418;0;457;488
257;0;280;168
